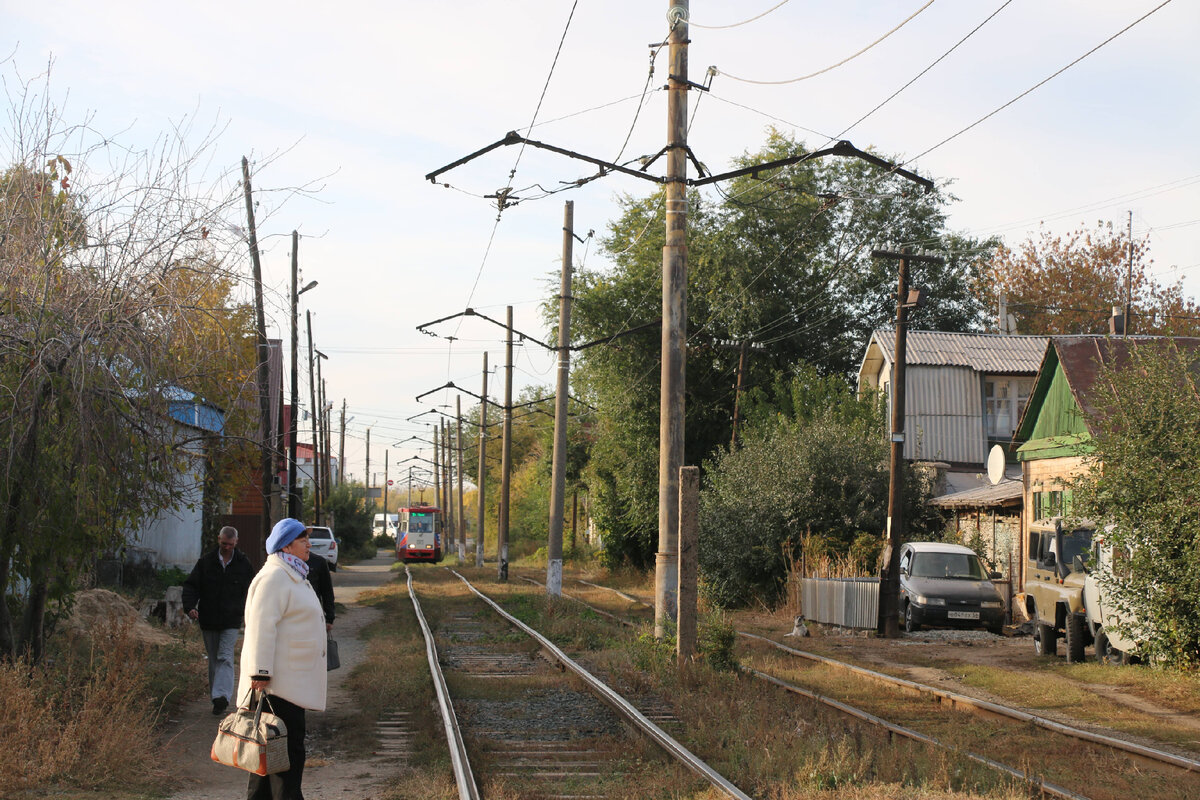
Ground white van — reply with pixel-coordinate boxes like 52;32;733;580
373;513;398;539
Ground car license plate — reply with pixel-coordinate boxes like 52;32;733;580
948;611;979;620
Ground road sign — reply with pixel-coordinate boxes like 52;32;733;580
387;479;394;486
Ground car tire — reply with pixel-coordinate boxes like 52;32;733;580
329;561;337;572
904;602;920;633
1035;621;1058;657
987;623;1004;636
1065;613;1086;663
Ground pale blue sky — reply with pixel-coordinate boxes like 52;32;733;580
5;0;1198;482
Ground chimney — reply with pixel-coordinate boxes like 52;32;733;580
1109;306;1126;336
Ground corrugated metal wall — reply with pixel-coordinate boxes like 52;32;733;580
905;365;984;463
800;577;880;629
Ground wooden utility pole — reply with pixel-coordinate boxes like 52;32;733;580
457;396;466;561
306;310;322;523
548;200;574;597
476;352;489;568
443;419;454;540
656;0;689;639
872;246;938;638
498;306;514;582
383;449;389;514
338;399;346;484
1125;210;1133;337
364;428;371;512
242;157;275;544
288;231;301;519
731;340;748;449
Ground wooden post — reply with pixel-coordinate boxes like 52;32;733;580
677;466;699;668
241;157;275;543
306;311;321;523
457;395;466;561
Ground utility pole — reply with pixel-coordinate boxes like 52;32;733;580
548;200;574;597
718;338;763;449
872;245;937;638
656;1;689;638
499;306;514;582
322;379;333;494
477;352;489;568
457;395;466;561
383;449;389;514
1125;210;1133;337
436;422;446;510
242;157;275;544
288;231;300;518
306;310;322;524
338;400;346;484
442;419;454;542
365;428;371;512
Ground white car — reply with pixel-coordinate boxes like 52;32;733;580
307;526;338;571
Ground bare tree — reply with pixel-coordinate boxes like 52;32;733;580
0;68;264;661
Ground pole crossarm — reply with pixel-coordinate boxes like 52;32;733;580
416;307;554;351
426;131;668;188
690;140;933;191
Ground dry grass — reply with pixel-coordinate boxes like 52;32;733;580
0;618;189;796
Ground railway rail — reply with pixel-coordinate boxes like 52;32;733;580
404;567;753;799
559;575;1200;800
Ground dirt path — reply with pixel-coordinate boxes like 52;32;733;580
163;552;405;800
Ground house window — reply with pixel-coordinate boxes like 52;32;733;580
986;377;1034;439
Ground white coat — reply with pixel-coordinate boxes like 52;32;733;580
236;555;327;711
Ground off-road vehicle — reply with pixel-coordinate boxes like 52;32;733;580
1025;519;1093;662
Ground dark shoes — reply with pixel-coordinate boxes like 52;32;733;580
212;696;229;715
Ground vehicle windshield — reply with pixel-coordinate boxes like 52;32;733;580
910;551;987;580
408;519;433;533
1061;528;1093;571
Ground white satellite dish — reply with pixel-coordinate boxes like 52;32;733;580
986;444;1006;485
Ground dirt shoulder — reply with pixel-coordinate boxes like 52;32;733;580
163;553;407;800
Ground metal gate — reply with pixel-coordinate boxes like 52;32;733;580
800;577;879;629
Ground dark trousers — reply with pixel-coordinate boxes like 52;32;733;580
246;694;306;800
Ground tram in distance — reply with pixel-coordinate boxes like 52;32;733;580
395;506;445;563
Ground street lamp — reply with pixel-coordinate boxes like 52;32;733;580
288;229;318;519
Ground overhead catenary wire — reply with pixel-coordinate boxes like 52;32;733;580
689;0;794;30
714;0;938;85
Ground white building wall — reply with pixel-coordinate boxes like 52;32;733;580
127;440;206;570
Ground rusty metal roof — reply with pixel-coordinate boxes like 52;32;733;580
929;478;1023;509
866;330;1049;374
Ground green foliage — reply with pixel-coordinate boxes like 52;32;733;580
1070;341;1200;668
698;369;942;607
373;533;395;549
570;130;990;568
324;482;376;559
698;610;740;673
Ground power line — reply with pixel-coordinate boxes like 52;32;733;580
907;0;1176;165
689;0;793;30
714;0;937;85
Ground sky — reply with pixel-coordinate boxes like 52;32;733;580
4;0;1198;487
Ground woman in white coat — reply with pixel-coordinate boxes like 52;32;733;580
238;518;327;800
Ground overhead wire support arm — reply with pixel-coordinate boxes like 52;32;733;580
426;132;669;188
689;140;933;191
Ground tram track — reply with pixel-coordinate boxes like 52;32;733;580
560;574;1200;800
404;567;752;799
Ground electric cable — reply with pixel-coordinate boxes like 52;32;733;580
689;0;793;30
905;0;1175;165
714;0;937;85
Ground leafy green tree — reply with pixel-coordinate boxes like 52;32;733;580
697;369;942;607
570;130;990;567
1070;341;1200;668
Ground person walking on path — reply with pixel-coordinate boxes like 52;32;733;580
305;546;335;633
181;525;255;715
239;518;328;800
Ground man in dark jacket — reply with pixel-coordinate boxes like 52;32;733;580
305;549;336;632
182;526;256;714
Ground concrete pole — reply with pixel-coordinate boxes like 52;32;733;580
498;306;513;582
457;395;466;561
476;352;489;568
547;200;574;596
656;0;689;639
677;465;699;668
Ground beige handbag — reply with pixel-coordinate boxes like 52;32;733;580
210;690;290;775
